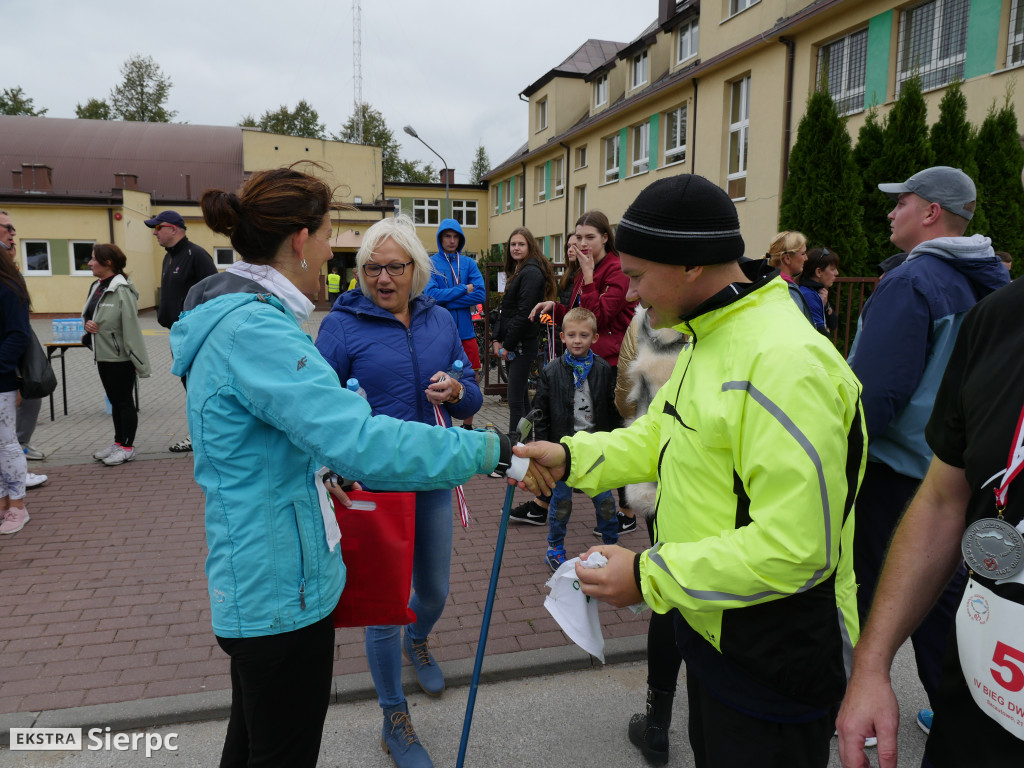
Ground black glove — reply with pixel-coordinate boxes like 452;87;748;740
489;428;515;476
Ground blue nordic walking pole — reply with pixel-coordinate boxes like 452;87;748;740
456;410;540;768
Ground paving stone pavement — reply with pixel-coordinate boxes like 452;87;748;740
1;309;649;731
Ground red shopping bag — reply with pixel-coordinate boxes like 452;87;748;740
332;489;417;628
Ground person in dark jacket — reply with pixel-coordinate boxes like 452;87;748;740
146;209;216;453
797;247;840;334
0;209;31;535
491;227;557;435
532;307;620;572
316;215;482;768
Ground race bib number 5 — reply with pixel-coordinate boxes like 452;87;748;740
956;579;1024;739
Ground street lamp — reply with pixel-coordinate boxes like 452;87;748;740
403;125;450;215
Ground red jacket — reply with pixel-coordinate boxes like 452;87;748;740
553;251;636;367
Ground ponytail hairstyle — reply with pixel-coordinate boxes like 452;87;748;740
200;163;333;265
504;227;558;301
91;243;128;276
767;230;807;268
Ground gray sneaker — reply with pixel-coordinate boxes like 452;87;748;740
103;446;136;466
22;445;45;461
93;443;119;461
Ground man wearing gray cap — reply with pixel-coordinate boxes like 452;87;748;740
145;210;216;452
847;166;1008;732
514;174;867;767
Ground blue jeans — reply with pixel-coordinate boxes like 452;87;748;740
548;480;617;548
366;488;453;708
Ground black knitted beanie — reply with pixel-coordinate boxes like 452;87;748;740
615;174;745;265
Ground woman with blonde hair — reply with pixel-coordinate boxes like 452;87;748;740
767;230;813;322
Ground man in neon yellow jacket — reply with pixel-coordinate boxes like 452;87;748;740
515;175;867;768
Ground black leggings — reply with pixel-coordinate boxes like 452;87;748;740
506;336;539;435
647;521;683;692
97;360;137;447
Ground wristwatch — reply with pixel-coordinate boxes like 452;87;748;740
448;382;465;404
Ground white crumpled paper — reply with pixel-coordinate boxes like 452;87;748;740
543;553;608;662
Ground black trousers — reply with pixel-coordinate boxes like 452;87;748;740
686;669;834;768
216;614;336;768
853;461;962;708
646;521;683;693
507;335;539;435
97;360;137;447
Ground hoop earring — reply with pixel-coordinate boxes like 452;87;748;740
301;259;308;272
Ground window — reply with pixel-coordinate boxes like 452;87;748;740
215;247;237;267
536;98;548;131
575;145;588;169
603;134;620;183
896;0;969;94
413;199;440;226
1008;0;1024;67
551;234;563;265
664;105;688;165
817;29;869;116
504;180;513;212
575;185;588;219
452;200;478;228
517;173;525;208
22;240;51;275
729;0;759;17
536;164;547;202
594;74;608;107
493;186;500;215
70;240;96;275
632;121;650;175
727;76;751;200
631;50;649;89
676;18;699;64
552;158;565;197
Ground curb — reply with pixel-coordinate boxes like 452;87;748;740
0;635;646;746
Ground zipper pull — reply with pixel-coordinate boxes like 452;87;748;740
299;578;306;610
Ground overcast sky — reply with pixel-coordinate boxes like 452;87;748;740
5;0;654;183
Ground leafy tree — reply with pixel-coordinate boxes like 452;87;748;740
75;98;112;120
109;54;177;122
929;80;988;236
975;91;1024;278
468;145;491;184
779;88;868;275
852;108;887;270
239;100;326;139
865;77;935;259
337;103;435;182
0;86;48;116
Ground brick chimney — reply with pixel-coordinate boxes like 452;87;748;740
439;168;455;185
22;163;53;192
113;173;139;191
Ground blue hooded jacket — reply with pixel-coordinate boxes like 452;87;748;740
848;235;1008;479
424;218;485;341
169;277;500;638
314;288;482;426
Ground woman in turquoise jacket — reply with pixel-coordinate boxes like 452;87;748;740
169;166;510;768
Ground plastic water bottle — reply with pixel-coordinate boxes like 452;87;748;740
346;378;367;399
447;359;464;380
502;348;516;361
51;319;59;343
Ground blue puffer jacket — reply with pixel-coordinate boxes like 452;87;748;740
424;218;485;341
314;289;482;426
169;285;500;639
848;235;1008;479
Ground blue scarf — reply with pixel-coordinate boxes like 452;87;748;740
565;349;595;390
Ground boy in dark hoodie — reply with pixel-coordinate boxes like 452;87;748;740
424;218;486;428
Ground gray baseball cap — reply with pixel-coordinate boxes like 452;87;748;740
878;166;975;221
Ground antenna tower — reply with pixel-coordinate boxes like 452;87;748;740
353;0;363;144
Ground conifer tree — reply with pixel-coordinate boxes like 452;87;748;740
868;77;935;259
852;109;887;270
930;80;988;235
780;89;868;275
975;91;1024;277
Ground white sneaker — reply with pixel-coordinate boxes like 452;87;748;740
26;473;49;489
102;445;136;466
93;443;119;461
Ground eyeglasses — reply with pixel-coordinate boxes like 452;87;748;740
363;261;413;277
153;224;175;232
0;224;14;234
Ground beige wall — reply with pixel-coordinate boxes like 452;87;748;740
383;183;490;257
